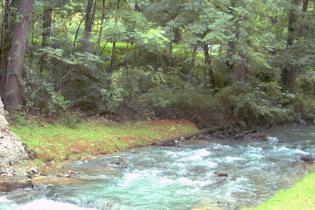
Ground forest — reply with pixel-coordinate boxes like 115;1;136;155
0;0;315;210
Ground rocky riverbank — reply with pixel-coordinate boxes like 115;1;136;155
0;98;30;192
0;98;28;166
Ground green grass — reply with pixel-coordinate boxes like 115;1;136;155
12;119;198;162
244;171;315;210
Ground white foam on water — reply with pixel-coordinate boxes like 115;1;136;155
212;144;232;150
223;156;244;163
292;149;309;155
177;177;194;186
182;149;211;161
267;136;279;142
202;160;218;168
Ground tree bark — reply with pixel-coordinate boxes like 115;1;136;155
299;0;309;36
188;46;197;85
281;0;299;90
110;41;116;71
109;0;121;71
73;17;84;47
0;0;16;97
40;4;53;72
168;40;173;70
203;43;215;88
97;0;106;49
135;0;141;12
4;0;32;113
82;0;95;51
42;6;52;48
234;57;246;82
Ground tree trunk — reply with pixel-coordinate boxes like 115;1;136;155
135;0;141;12
281;0;298;90
299;0;309;36
109;0;121;71
42;6;52;48
174;28;181;43
110;41;116;71
73;17;84;47
40;5;53;72
0;0;16;97
188;46;197;85
203;43;215;88
82;0;95;51
4;0;32;113
234;58;246;82
226;0;237;69
97;0;106;49
168;41;173;71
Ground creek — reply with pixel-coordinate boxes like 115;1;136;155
1;126;315;210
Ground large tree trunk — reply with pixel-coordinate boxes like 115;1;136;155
281;0;299;90
0;0;16;97
40;4;53;72
82;0;95;51
4;0;32;113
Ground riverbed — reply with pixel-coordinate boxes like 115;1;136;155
1;126;315;210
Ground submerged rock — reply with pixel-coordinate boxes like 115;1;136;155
214;172;229;177
0;98;28;166
301;154;315;163
111;157;128;168
0;177;33;192
160;139;179;147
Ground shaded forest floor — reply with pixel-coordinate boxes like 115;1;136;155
12;118;198;164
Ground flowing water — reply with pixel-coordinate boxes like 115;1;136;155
1;126;315;210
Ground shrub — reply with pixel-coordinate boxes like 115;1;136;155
23;66;68;115
215;83;293;127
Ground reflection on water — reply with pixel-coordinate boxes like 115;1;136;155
1;126;315;210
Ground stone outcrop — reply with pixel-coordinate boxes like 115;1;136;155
0;98;28;166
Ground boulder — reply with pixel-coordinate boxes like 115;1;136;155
0;98;28;165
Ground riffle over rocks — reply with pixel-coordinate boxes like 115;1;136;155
0;98;28;166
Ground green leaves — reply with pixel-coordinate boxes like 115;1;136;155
135;28;169;53
103;18;128;42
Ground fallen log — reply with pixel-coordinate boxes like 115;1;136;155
154;127;225;147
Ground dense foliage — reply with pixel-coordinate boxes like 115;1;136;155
0;0;314;128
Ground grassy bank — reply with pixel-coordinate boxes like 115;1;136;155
244;171;315;210
12;119;198;163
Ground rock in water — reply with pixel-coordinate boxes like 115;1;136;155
301;154;315;163
0;176;33;192
0;98;28;165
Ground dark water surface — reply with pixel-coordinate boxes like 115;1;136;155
1;126;315;210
